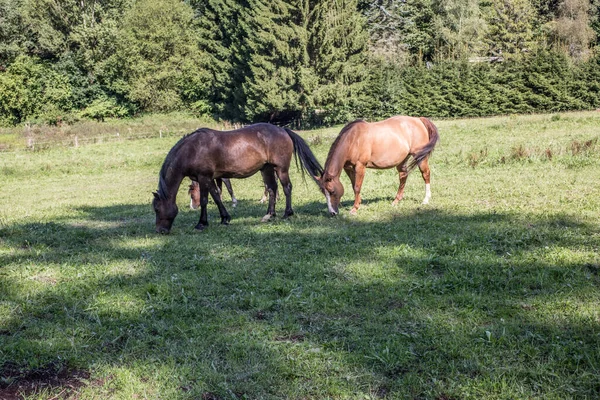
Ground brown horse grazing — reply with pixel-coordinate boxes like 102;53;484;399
316;116;439;216
153;123;323;233
189;179;237;209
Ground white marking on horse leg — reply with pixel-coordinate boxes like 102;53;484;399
232;197;238;207
190;198;196;210
422;183;431;205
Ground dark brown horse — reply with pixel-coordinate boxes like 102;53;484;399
153;123;323;233
316;116;439;215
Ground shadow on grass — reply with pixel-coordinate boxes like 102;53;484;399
0;203;599;398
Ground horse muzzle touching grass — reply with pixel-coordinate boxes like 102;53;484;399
315;174;344;216
153;192;178;234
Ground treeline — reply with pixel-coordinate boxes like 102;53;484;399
1;0;599;127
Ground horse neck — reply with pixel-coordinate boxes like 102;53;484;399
159;162;185;202
324;133;352;179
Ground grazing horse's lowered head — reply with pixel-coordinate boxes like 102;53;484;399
153;191;178;234
315;172;345;216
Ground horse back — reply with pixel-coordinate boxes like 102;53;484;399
350;117;425;167
184;124;293;178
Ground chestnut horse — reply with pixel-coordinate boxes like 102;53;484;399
153;123;323;233
189;179;237;209
316;116;439;215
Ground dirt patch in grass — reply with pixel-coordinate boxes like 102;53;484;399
0;361;91;400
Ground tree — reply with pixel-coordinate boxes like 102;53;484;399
192;0;245;119
309;0;370;123
0;0;27;67
432;0;489;60
485;0;537;58
101;0;207;112
240;0;305;121
552;0;595;59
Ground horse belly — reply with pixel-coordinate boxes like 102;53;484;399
366;141;409;169
215;148;267;179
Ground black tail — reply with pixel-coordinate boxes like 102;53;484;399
283;127;324;184
408;117;440;171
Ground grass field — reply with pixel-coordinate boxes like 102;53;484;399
1;112;599;399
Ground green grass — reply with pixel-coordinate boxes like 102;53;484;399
1;112;599;399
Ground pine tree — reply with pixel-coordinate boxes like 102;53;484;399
485;0;536;58
309;0;370;123
240;0;304;121
192;0;245;119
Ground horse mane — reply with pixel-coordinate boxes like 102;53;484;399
156;128;210;200
323;119;365;172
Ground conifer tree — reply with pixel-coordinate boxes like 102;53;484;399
240;0;304;121
192;0;245;119
309;0;370;123
485;0;536;58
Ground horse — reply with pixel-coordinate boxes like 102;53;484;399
315;116;439;216
153;123;323;233
188;178;278;209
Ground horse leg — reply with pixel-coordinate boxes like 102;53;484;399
260;181;279;203
260;167;278;222
260;186;268;203
222;178;237;207
209;180;231;225
392;163;409;206
417;158;432;204
275;168;293;218
195;179;211;231
347;163;365;215
215;178;223;197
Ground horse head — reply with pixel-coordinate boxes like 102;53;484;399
152;192;178;234
188;181;200;210
316;173;344;216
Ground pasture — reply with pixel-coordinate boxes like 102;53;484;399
1;112;599;399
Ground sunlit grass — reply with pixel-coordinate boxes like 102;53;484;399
0;111;599;399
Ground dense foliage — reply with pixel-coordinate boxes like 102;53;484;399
1;0;599;126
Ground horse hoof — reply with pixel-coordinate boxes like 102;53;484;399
195;224;207;231
350;208;358;215
422;199;430;205
221;217;231;225
391;200;399;206
283;210;294;219
261;214;274;223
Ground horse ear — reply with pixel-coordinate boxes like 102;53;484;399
153;191;159;199
314;175;321;182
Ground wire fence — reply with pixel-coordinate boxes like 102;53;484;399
0;117;328;154
0;128;206;154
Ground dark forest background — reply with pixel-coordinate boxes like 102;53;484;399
1;0;600;127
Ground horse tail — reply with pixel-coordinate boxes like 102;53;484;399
283;127;324;184
408;117;440;171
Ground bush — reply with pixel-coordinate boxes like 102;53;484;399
80;97;129;122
